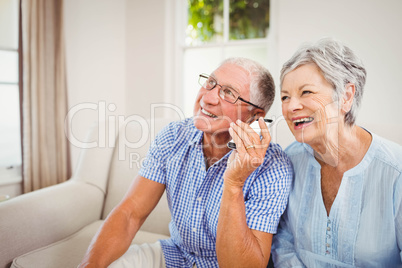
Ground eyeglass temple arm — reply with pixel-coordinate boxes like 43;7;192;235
238;96;263;110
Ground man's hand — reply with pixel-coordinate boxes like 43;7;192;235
217;117;273;267
224;117;271;187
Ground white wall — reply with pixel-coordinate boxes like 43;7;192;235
272;0;402;145
64;0;127;169
125;0;167;119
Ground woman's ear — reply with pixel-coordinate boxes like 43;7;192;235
342;83;355;113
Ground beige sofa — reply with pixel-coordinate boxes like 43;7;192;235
0;118;172;268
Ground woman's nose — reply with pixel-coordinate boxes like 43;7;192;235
287;97;303;112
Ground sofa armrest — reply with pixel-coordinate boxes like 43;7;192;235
0;181;104;268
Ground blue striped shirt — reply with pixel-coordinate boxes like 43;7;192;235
140;118;293;268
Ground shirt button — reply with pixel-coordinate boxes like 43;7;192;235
326;243;330;248
192;228;197;233
327;219;331;224
327;227;331;231
327;234;331;239
326;250;330;255
196;197;202;202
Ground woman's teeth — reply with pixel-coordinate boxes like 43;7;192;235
202;109;217;118
294;117;314;126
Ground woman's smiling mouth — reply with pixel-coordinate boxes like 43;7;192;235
293;117;314;127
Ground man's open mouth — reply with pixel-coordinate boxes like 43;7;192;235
293;117;314;126
202;109;218;118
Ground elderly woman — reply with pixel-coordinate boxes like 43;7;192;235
271;38;402;267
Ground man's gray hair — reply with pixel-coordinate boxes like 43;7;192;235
280;38;367;125
221;57;275;113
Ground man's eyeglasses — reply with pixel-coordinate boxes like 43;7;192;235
198;74;263;110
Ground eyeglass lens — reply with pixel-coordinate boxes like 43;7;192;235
199;75;238;104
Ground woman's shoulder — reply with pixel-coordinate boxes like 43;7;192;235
371;133;402;172
284;141;311;156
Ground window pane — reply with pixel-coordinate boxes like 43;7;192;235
0;50;18;83
0;0;19;49
229;0;270;40
186;0;223;46
183;47;223;116
0;84;21;167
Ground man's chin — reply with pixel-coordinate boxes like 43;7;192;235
194;117;230;134
193;117;212;132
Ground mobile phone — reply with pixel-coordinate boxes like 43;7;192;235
227;118;273;150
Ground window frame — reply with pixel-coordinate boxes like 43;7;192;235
0;0;22;185
182;0;271;55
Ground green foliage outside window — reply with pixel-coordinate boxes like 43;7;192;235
187;0;270;45
187;0;223;44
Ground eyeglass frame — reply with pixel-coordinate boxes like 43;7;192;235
198;74;263;110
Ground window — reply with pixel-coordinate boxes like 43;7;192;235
181;0;271;116
0;0;21;183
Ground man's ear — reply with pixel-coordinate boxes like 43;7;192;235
250;108;266;122
342;83;355;113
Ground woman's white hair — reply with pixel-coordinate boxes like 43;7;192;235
221;57;275;113
280;38;367;125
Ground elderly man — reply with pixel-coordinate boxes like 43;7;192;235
79;57;293;268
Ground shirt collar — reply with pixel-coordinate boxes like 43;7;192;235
188;118;204;146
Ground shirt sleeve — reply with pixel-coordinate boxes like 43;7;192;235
244;145;293;234
139;122;175;184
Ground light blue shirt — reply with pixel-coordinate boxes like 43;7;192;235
272;132;402;267
140;118;293;268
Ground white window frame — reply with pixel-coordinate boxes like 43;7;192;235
0;47;22;186
0;0;22;186
183;0;271;49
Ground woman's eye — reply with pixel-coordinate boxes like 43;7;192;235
302;90;312;95
281;96;289;102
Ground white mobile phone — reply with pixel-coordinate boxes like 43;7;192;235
227;118;273;150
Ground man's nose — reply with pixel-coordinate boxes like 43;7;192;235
202;86;221;105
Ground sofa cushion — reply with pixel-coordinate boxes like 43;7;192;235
11;220;170;268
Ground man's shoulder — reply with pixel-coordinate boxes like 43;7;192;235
266;142;299;163
266;142;287;160
262;142;293;174
161;117;194;131
248;142;293;194
157;118;197;140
